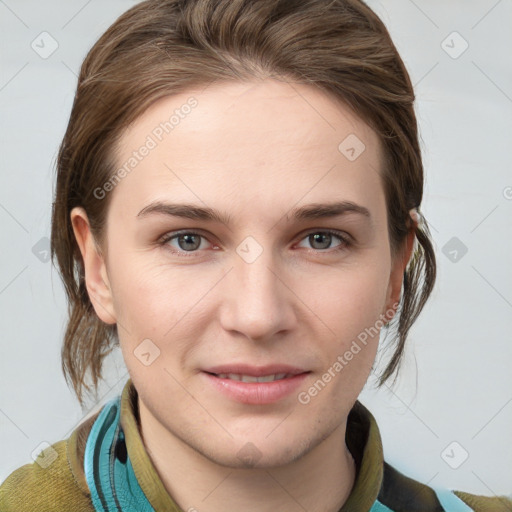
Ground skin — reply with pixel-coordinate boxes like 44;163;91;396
72;78;415;512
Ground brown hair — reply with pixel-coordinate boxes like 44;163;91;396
51;0;436;407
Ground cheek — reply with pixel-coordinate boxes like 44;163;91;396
111;260;203;379
300;261;390;393
108;253;221;339
293;268;389;423
306;259;390;333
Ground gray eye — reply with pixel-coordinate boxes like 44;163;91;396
310;233;332;250
176;233;202;251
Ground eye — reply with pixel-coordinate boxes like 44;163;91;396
159;230;213;255
296;230;350;251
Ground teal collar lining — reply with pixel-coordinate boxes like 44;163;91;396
84;395;155;512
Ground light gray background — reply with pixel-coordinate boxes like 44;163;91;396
1;0;511;499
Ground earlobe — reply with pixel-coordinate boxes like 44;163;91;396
70;207;116;325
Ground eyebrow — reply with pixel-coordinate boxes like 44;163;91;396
288;201;371;221
136;200;371;225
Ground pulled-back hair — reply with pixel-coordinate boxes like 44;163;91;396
51;0;436;407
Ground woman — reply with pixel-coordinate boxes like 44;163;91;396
1;0;510;510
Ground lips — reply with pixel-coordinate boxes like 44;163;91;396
202;364;310;404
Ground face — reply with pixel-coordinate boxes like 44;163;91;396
73;78;409;469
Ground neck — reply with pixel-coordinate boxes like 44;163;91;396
138;397;356;512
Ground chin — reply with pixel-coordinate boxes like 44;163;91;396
203;445;304;470
189;428;319;470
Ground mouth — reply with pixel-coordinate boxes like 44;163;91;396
209;372;296;383
201;365;310;404
203;363;308;377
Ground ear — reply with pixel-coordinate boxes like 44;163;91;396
383;221;417;322
70;207;116;325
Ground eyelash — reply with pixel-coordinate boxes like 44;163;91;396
157;229;352;258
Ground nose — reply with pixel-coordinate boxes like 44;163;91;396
219;246;297;342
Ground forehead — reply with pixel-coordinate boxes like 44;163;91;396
109;79;384;223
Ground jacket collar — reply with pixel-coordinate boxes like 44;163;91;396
68;378;384;512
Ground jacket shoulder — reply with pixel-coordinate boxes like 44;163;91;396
0;414;99;512
379;461;512;511
454;490;512;512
